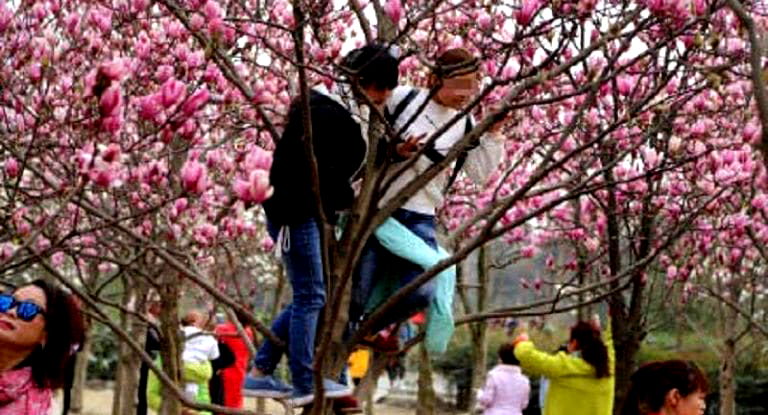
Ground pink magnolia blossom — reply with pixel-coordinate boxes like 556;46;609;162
99;86;123;117
161;78;186;108
136;93;162;121
0;243;15;263
181;88;210;116
4;158;20;178
477;13;492;31
520;245;537;258
101;115;124;134
190;13;205;30
516;0;541;26
101;143;122;163
51;251;65;267
98;59;126;82
180;160;208;194
244;146;273;171
384;0;403;24
89;167;118;188
233;170;273;204
260;236;275;252
194;223;219;246
743;122;760;144
28;63;42;82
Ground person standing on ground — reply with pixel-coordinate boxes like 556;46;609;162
137;297;161;415
477;342;530;415
213;313;253;410
512;312;614;415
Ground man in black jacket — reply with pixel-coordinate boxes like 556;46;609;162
244;43;399;408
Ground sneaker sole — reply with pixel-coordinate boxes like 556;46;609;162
287;394;315;407
324;388;352;399
242;389;292;399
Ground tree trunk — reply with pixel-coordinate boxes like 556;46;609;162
113;286;143;415
112;284;145;415
611;307;644;415
158;275;183;415
719;301;738;415
416;343;436;415
70;325;92;414
719;338;737;415
467;246;489;412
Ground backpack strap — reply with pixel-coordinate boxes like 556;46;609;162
385;88;420;127
385;89;480;193
443;116;479;193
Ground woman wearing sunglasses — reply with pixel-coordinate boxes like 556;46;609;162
0;279;84;415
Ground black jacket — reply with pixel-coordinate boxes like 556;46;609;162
263;90;367;225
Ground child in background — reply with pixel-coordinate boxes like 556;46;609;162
477;343;530;415
181;310;220;399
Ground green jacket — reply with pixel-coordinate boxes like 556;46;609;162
514;322;614;415
147;359;213;415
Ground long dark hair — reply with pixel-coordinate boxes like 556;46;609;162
621;360;708;415
570;321;610;378
17;279;85;389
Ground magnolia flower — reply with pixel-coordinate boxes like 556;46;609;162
99;86;122;117
0;243;15;262
138;93;163;120
233;170;273;204
98;59;126;82
4;158;19;177
516;0;541;26
101;115;124;134
244;146;273;171
520;245;537;258
194;223;219;246
260;236;275;252
161;78;186;108
181;88;210;116
180;160;208;194
477;12;492;30
384;0;403;24
89;167;118;188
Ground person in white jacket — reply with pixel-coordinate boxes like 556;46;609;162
477;342;531;415
352;47;505;336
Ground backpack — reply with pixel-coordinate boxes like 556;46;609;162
384;88;480;192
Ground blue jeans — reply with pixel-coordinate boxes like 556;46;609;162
352;209;437;333
255;219;325;395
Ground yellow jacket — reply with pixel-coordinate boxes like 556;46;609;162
147;359;213;415
514;322;614;415
348;348;371;380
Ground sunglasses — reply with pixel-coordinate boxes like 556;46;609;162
0;293;47;322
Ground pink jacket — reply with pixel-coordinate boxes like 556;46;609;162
477;365;530;415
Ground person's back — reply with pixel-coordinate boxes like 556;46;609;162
478;365;530;415
514;319;615;415
478;343;530;415
180;313;219;404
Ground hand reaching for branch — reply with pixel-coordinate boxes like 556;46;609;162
395;133;427;158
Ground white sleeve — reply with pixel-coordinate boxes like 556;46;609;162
385;85;413;114
207;336;220;360
463;131;504;185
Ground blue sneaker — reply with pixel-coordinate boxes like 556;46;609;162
286;379;351;407
322;378;352;398
286;391;314;407
242;375;293;398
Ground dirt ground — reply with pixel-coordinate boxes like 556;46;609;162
76;388;417;415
